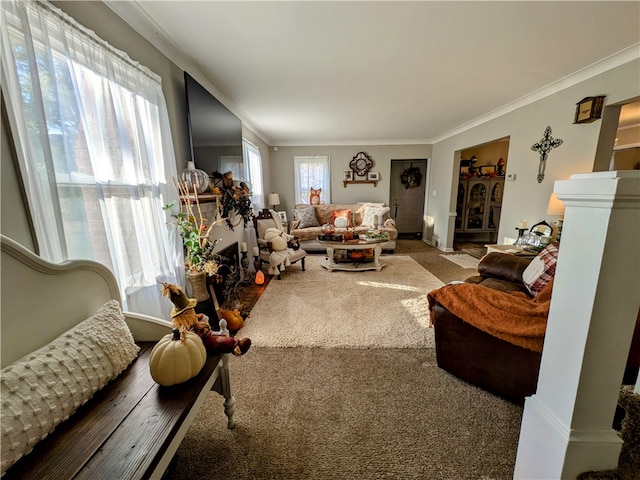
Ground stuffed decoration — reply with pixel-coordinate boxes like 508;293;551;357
264;227;288;251
310;187;322;205
162;282;201;331
159;283;251;357
262;227;296;275
192;322;251;356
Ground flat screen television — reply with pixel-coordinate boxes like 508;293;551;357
184;71;243;178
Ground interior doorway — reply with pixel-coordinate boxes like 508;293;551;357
612;100;640;170
389;159;428;238
453;138;509;251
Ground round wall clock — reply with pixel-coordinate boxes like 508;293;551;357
349;152;373;177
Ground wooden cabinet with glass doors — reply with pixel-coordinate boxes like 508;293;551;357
455;178;504;240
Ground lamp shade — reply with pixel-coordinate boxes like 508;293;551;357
546;193;565;216
267;193;280;207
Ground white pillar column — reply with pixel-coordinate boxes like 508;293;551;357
514;171;640;479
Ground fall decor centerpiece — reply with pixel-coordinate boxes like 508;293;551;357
211;170;254;230
164;179;228;321
160;282;251;358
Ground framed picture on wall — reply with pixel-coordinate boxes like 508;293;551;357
278;211;287;223
368;172;379;181
344;170;353;181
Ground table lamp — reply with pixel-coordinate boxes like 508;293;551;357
267;193;280;211
546;193;565;242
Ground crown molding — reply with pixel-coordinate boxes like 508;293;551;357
429;43;640;144
274;139;431;147
102;2;638;148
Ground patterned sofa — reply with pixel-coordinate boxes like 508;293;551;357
289;203;397;253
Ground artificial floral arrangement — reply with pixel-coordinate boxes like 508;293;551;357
211;171;254;230
164;179;226;277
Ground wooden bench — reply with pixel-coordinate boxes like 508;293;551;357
1;235;235;480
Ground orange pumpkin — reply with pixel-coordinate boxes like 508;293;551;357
343;230;354;241
350;251;363;260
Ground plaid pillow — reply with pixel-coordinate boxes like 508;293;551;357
522;243;559;296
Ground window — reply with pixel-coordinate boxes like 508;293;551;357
219;155;244;181
243;140;264;212
294;155;331;204
1;0;181;317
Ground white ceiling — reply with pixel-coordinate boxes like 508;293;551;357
106;1;640;146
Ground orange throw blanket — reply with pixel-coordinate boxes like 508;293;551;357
428;279;553;353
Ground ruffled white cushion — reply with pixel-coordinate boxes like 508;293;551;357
0;300;139;474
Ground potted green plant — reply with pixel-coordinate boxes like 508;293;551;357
164;180;225;301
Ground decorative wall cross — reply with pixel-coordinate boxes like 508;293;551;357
531;126;563;183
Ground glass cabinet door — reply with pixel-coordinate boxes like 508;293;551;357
488;179;504;230
465;182;487;229
491;181;503;203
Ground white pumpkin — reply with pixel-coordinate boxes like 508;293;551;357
264;227;288;251
149;329;207;386
334;216;348;228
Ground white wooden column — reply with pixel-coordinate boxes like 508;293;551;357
514;171;640;479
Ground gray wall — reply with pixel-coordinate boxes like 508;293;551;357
428;59;640;250
269;144;432;214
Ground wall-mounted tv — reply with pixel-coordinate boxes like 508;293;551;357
184;71;243;178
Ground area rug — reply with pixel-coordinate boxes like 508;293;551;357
238;255;444;348
462;246;488;259
439;253;480;270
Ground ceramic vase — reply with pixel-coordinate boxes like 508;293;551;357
180;161;210;194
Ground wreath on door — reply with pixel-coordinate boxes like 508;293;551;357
400;165;422;189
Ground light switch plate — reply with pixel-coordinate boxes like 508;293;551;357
507;174;517;181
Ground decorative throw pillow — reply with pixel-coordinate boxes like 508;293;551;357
309;188;322;205
361;205;390;227
522;243;559;296
293;206;319;229
0;300;139;475
332;209;353;227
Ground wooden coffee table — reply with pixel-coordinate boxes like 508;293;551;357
318;239;386;272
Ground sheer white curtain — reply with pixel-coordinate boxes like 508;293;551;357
1;0;181;317
241;140;263;271
243;139;264;213
294;155;331;204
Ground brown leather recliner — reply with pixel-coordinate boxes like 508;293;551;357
429;253;640;405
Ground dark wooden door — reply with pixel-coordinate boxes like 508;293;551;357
389;159;427;238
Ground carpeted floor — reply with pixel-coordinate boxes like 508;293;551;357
168;348;523;480
167;240;526;479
